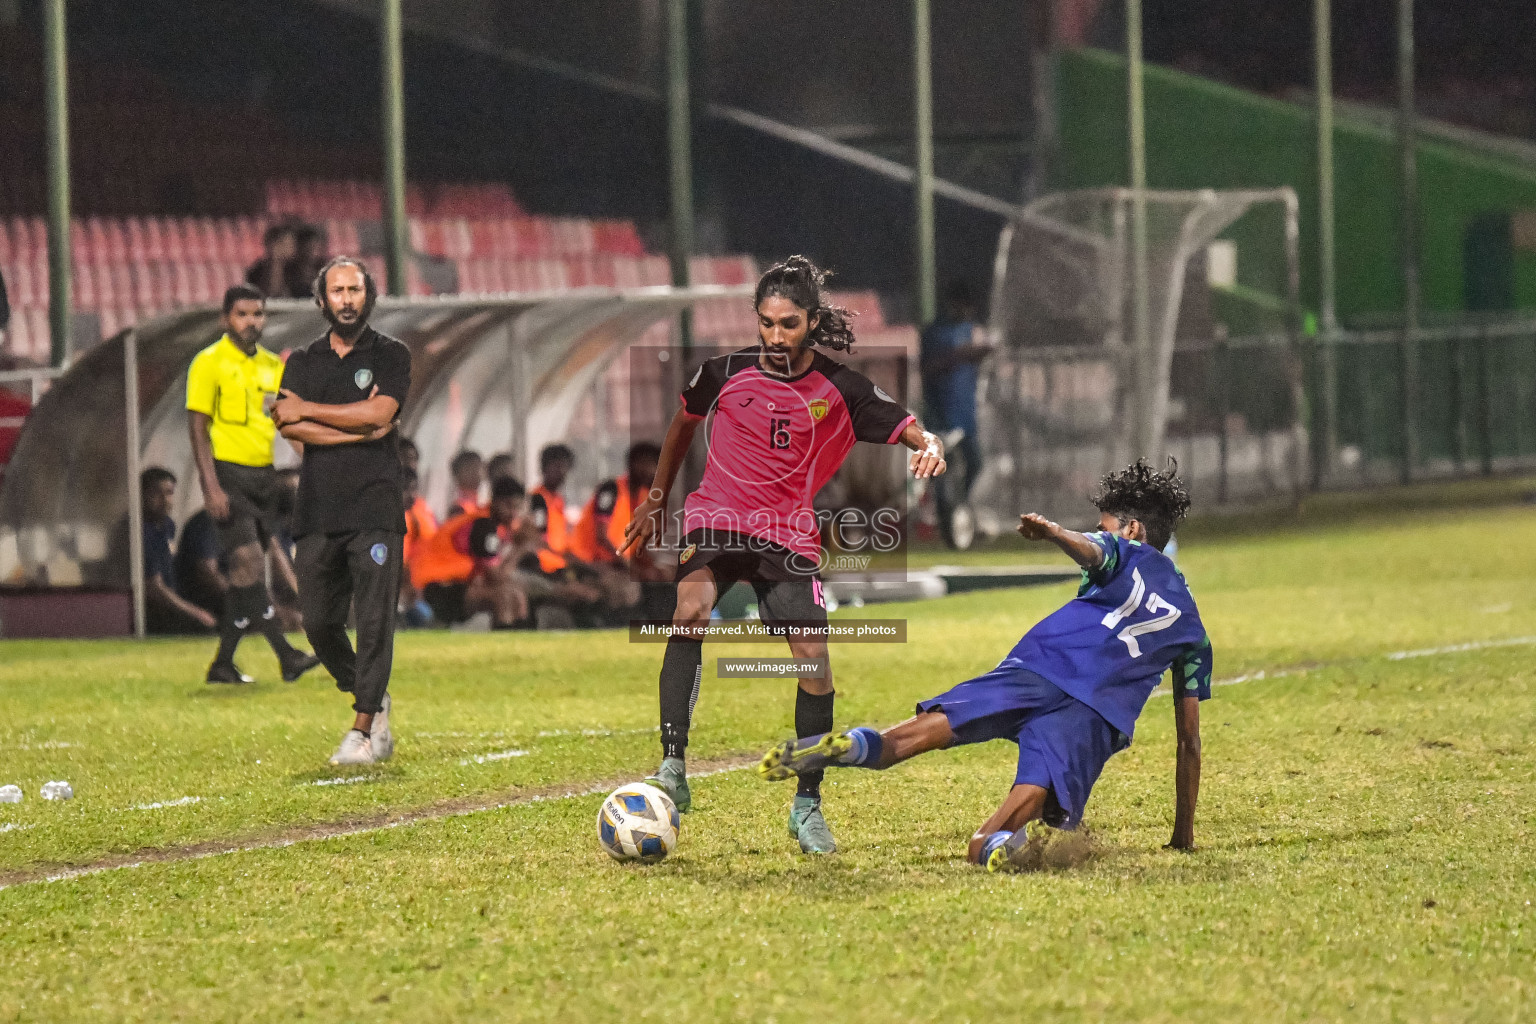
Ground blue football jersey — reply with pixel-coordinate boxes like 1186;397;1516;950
1005;532;1212;740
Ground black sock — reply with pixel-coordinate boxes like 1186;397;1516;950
795;687;835;799
255;597;298;659
659;637;702;761
213;613;241;665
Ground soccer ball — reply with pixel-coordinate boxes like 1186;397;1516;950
597;782;680;863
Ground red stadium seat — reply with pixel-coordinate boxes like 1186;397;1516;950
26;309;47;361
72;262;96;310
4;305;26;358
828;291;886;330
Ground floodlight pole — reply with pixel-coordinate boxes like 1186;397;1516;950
1313;0;1338;486
381;0;409;297
1396;0;1420;483
1126;0;1152;460
913;0;936;328
43;0;71;367
665;0;695;351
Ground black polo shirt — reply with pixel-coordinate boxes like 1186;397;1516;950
280;326;411;537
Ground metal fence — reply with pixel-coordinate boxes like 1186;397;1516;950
967;317;1536;535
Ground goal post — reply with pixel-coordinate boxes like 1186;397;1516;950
975;187;1304;532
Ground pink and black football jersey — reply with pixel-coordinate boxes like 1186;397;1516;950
679;348;915;557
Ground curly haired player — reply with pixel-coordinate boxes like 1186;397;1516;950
757;460;1212;870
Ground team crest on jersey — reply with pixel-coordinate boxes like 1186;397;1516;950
807;398;829;422
354;368;374;390
679;543;697;565
370;542;388;565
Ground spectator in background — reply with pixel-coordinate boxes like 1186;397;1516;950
486;451;517;486
402;466;437;562
285;224;329;299
410;476;537;629
399;437;421;475
0;263;10;340
527;443;638;622
174;506;228;621
246;223;299;299
920;280;992;503
571;441;667;580
572;441;672;622
529;444;576;575
400;466;437;626
447;449;486;519
139;467;217;635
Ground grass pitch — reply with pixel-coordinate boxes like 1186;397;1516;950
2;480;1535;1021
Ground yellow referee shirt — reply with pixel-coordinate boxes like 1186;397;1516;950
184;334;285;467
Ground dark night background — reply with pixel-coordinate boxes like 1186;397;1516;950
2;0;1534;311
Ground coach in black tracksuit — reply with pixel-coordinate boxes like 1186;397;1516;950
273;256;411;766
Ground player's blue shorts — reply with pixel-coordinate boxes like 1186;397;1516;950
915;660;1128;829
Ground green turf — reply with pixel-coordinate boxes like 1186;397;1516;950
2;481;1534;1021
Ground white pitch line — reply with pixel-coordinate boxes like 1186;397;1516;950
535;727;660;739
1385;635;1536;661
459;749;530;765
309;775;382;787
0;823;35;834
128;796;201;812
0;763;755;893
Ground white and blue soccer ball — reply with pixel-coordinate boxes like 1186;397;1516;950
597;782;680;863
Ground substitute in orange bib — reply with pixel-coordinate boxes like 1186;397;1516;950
571;442;669;582
528;444;575;573
527;443;641;620
410;476;536;629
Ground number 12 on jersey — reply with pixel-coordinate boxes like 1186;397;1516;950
1099;567;1182;657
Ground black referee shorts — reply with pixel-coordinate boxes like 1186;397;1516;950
213;461;284;552
677;528;828;634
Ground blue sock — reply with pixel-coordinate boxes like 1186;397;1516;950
975;830;1013;866
839;726;884;768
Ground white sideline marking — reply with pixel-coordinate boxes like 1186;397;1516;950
309;775;381;787
1;741;75;752
1386;635;1536;661
0;763;753;892
0;823;35;834
129;796;201;812
459;749;530;765
536;727;659;739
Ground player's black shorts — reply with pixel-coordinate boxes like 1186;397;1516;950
212;461;284;552
677;528;827;633
421;581;469;625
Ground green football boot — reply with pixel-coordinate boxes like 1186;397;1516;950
645;756;691;814
788;794;837;854
757;731;854;782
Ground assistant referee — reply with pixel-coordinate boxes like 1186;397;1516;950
272;257;411;766
186;284;321;684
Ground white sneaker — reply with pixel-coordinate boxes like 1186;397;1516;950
329;729;375;766
370;693;394;762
